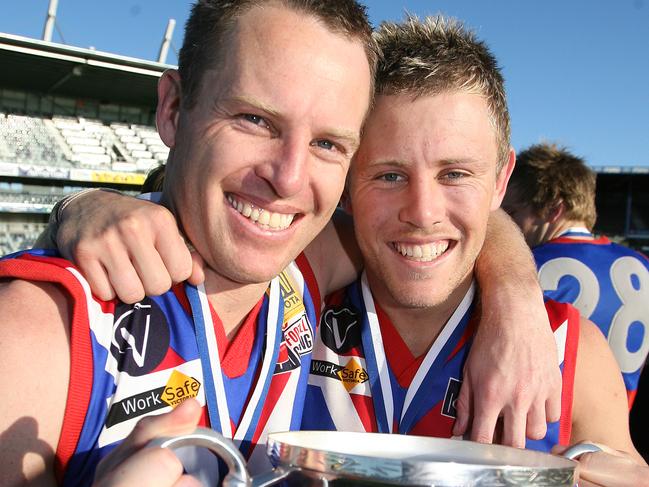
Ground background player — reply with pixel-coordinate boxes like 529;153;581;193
502;142;649;407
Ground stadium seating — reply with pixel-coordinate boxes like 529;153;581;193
0;221;49;255
0;114;70;168
0;181;82;212
0;113;168;173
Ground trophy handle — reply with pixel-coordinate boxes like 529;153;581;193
148;427;250;487
562;442;603;460
148;427;296;487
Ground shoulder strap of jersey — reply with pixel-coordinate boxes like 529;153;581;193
294;252;321;316
545;299;580;445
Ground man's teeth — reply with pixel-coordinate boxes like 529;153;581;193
227;195;295;230
393;241;449;262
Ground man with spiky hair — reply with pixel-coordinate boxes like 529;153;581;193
503;143;649;407
303;16;645;484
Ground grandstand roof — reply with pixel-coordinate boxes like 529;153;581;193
0;32;174;106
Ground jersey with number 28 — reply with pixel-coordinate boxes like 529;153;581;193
533;231;649;405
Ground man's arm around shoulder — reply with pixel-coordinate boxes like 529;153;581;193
0;279;71;486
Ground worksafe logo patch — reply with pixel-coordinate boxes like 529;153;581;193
105;386;166;428
310;359;343;379
104;370;202;428
161;370;201;408
337;358;369;392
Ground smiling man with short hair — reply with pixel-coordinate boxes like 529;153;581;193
303;18;645;484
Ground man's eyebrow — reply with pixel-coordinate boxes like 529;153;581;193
365;157;483;169
438;157;481;166
229;95;281;117
327;129;360;151
366;159;409;168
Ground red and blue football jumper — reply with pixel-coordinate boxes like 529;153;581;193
303;273;579;453
0;249;320;487
533;228;649;406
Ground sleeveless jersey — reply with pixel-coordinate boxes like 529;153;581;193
533;228;649;406
303;273;579;453
0;249;320;487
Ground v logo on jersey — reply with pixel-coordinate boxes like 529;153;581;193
111;298;170;376
119;311;150;367
321;306;361;354
330;315;355;349
113;303;151;367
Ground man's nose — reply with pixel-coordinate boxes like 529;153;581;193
399;178;444;229
257;136;308;199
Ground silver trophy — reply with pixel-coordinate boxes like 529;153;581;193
149;428;599;486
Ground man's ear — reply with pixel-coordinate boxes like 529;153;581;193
491;147;516;210
548;200;566;223
156;69;183;149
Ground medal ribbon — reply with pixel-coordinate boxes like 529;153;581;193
358;272;475;434
359;273;393;433
186;280;284;445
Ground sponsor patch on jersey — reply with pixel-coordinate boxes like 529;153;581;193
275;313;314;374
337;358;369;392
98;360;205;447
103;368;202;429
442;377;462;418
105;385;166;428
279;270;306;322
275;270;314;374
321;305;361;354
309;358;368;392
111;298;170;376
310;359;343;379
161;369;201;408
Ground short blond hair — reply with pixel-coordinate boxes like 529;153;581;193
373;15;510;172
